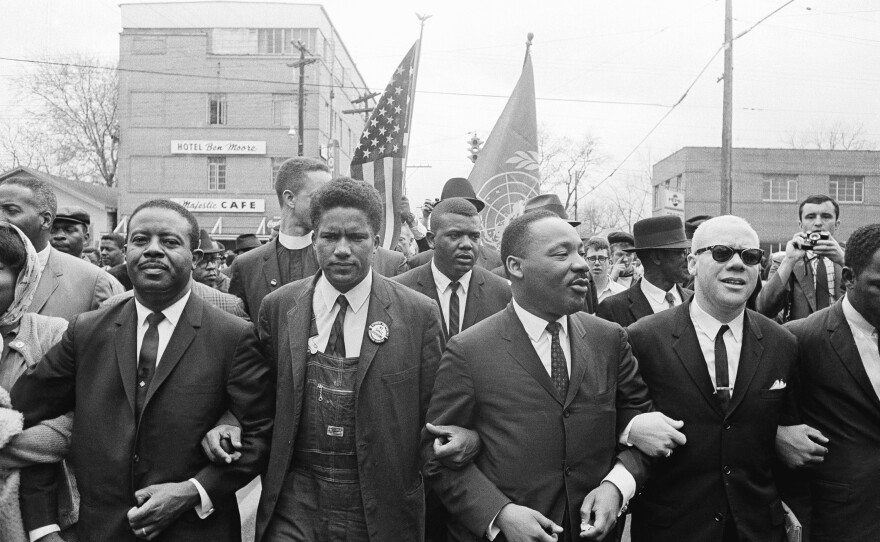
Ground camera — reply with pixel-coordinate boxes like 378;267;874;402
799;231;829;249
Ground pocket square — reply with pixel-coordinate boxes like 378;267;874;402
769;379;787;390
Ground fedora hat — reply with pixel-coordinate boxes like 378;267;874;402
196;229;223;254
523;194;581;227
234;233;262;253
440;178;485;212
626;215;691;252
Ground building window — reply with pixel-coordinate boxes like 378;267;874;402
829;175;864;203
273;94;295;127
653;185;663;210
258;28;315;54
271;157;288;188
208;94;227;125
208;157;226;190
762;174;798;202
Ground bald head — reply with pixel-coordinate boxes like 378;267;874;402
691;215;759;253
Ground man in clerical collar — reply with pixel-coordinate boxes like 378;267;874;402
255;177;443;541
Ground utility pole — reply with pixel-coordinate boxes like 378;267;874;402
289;40;317;156
720;0;733;215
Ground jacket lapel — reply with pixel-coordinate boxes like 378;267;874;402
286;276;315;429
262;239;282;292
564;315;592;408
671;302;725;418
462;269;484;331
416;265;446;337
727;311;764;416
795;258;817;312
30;249;62;314
828;302;880;410
628;280;654;323
502;305;563;406
114;299;139;414
356;275;393;395
143;294;201;407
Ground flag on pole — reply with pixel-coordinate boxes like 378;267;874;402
350;41;419;249
467;47;540;250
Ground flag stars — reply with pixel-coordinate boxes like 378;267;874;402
370;118;378;127
378;126;387;136
378;107;387;117
370;138;379;147
394;86;402;95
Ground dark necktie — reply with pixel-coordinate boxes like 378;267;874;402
448;281;460;337
664;291;676;309
136;312;165;419
715;324;731;412
326;295;348;357
546;321;569;398
815;256;830;309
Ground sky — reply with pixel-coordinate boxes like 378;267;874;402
2;0;879;207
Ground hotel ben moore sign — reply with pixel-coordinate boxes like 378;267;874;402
171;198;266;213
170;140;266;155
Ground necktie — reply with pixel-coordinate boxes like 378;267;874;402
546;322;569;398
447;281;460;337
815;256;830;310
664;291;676;309
715;324;731;412
326;295;348;357
136;312;165;419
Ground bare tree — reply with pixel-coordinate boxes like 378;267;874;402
1;55;118;185
537;128;604;219
782;121;875;151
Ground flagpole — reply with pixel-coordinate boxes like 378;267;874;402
524;32;533;65
403;13;430;192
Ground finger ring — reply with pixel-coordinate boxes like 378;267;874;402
141;528;147;537
665;449;672;457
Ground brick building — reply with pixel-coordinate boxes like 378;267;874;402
117;2;370;244
652;147;880;250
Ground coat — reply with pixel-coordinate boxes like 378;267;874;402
757;254;843;321
30;248;124;321
596;278;693;328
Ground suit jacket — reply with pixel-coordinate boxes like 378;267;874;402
229;238;407;321
423;305;652;541
102;280;249;320
757;254;843;321
11;294;275;542
407;244;502;271
785;301;880;542
31;248;124;320
255;272;443;542
596;278;693;328
393;263;511;339
626;302;796;542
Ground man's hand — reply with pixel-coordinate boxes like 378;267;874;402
400;195;416;226
784;234;808;263
496;503;563;542
579;481;622;540
609;256;626;281
811;235;845;266
426;422;482;469
626;412;686;458
201;424;242;464
127;482;201;540
776;424;829;469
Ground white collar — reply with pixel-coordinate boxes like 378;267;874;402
511;298;568;342
640;277;678;305
38;245;52;270
316;270;372;315
134;288;192;328
278;230;313;250
431;260;471;295
843;294;877;338
690;298;744;344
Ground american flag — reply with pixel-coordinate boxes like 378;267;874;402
350;41;419;249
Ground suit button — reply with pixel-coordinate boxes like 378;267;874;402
723;465;731;475
714;512;724;522
563;410;570;418
564;467;572;476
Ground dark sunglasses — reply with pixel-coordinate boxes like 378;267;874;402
694;245;764;266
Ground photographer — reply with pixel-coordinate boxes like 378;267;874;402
756;194;845;321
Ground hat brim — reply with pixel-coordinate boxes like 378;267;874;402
465;197;486;212
54;217;89;227
568;220;582;227
626;239;692;252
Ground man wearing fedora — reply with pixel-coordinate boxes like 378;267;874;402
192;230;231;293
597;216;693;328
407;178;503;271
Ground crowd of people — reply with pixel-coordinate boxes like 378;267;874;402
0;156;876;542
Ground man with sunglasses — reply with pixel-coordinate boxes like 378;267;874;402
626;215;797;542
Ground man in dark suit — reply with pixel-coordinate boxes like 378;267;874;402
597;216;692;328
757;194;845;321
424;210;654;542
776;223;880;542
0;177;123;320
12;199;274;541
626;215;796;542
255;178;443;541
229;158;406;320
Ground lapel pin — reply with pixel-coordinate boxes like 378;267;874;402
270;279;278;287
368;321;390;344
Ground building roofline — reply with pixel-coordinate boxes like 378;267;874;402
656;146;880;165
0;166;118;211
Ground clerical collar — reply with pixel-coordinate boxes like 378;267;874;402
278;230;313;250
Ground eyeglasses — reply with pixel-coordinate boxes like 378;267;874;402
694;245;764;266
586;256;609;263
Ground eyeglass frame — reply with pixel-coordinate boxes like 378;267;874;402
693;245;764;266
585;255;610;263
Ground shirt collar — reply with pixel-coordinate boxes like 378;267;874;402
278;230;313;250
316;269;373;315
134;287;192;328
843;293;877;338
690;297;745;344
38;245;52;270
511;298;568;342
431;260;471;295
640;277;679;305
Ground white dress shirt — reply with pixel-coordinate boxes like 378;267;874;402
615;275;635;289
689;298;745;397
484;300;635;539
842;294;880;400
37;245;51;273
431;261;470;334
595;277;627;303
640;278;682;314
278;230;313;250
312;271;373;357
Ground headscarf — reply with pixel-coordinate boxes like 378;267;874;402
0;223;41;329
